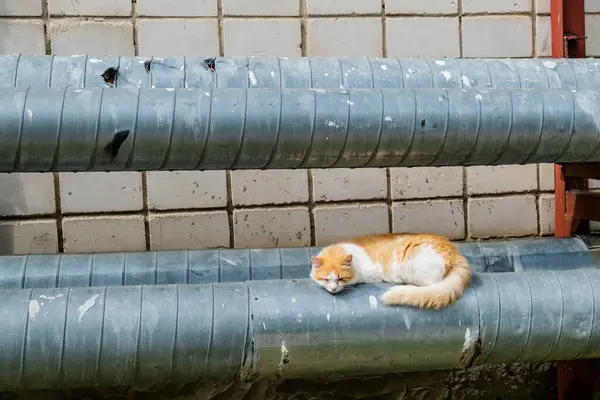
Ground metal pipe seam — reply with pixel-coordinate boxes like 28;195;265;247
2;268;599;392
3;55;600;91
0;236;597;290
3;86;600;171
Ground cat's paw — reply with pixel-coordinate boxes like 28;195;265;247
380;288;407;305
380;285;419;306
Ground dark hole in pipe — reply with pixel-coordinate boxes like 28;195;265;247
202;57;217;72
144;59;151;73
420;118;426;128
104;130;131;159
101;66;119;85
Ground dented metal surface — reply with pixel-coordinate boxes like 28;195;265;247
3;86;600;171
0;236;597;289
3;55;600;171
0;269;598;391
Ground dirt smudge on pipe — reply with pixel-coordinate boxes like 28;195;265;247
77;294;100;322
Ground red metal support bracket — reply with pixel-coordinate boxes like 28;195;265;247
551;1;599;398
551;0;586;58
555;164;590;236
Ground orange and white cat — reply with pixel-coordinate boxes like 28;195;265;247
309;233;471;310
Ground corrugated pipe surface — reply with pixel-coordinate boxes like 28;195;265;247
3;269;600;391
1;236;598;289
4;86;600;171
3;55;600;90
5;56;600;171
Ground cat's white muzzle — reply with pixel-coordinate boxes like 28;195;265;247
326;282;343;293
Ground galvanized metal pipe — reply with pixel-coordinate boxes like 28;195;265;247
2;269;599;391
1;236;598;289
3;55;600;90
3;86;600;171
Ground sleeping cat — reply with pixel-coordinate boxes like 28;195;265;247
309;233;471;309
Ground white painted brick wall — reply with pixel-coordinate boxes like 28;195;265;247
0;0;578;253
387;18;460;57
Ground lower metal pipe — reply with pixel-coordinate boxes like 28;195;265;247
2;269;599;391
1;236;598;289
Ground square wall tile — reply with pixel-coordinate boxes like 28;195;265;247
59;172;143;213
307;18;383;57
0;219;58;255
391;167;463;199
586;0;600;12
0;21;46;55
223;19;302;57
48;0;131;16
539;194;554;235
462;16;533;57
586;15;600;57
50;20;134;55
387;17;460;57
62;215;146;253
147;171;227;210
392;199;464;239
138;19;219;56
462;0;530;13
234;206;310;248
312;168;386;202
536;0;550;13
386;0;458;14
590;179;600;190
138;0;216;16
538;163;555;191
223;0;299;15
307;0;381;14
313;203;388;245
466;165;537;195
231;170;308;206
0;173;55;216
536;16;551;57
149;211;230;250
468;195;537;238
0;0;42;15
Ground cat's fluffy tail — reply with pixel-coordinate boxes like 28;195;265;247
380;255;471;310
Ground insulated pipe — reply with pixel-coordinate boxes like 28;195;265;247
1;236;598;289
2;269;600;391
3;55;600;90
4;86;600;171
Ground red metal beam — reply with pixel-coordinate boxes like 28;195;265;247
555;165;590;236
551;0;586;58
563;163;600;180
566;191;600;222
551;0;595;398
552;0;589;238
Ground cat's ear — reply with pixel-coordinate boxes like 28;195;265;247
311;256;323;268
341;254;353;268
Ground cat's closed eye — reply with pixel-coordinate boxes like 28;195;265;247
319;278;346;284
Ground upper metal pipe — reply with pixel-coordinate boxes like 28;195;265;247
1;236;597;289
2;269;599;391
3;86;600;171
2;55;600;90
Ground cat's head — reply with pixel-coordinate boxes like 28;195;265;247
310;245;357;294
